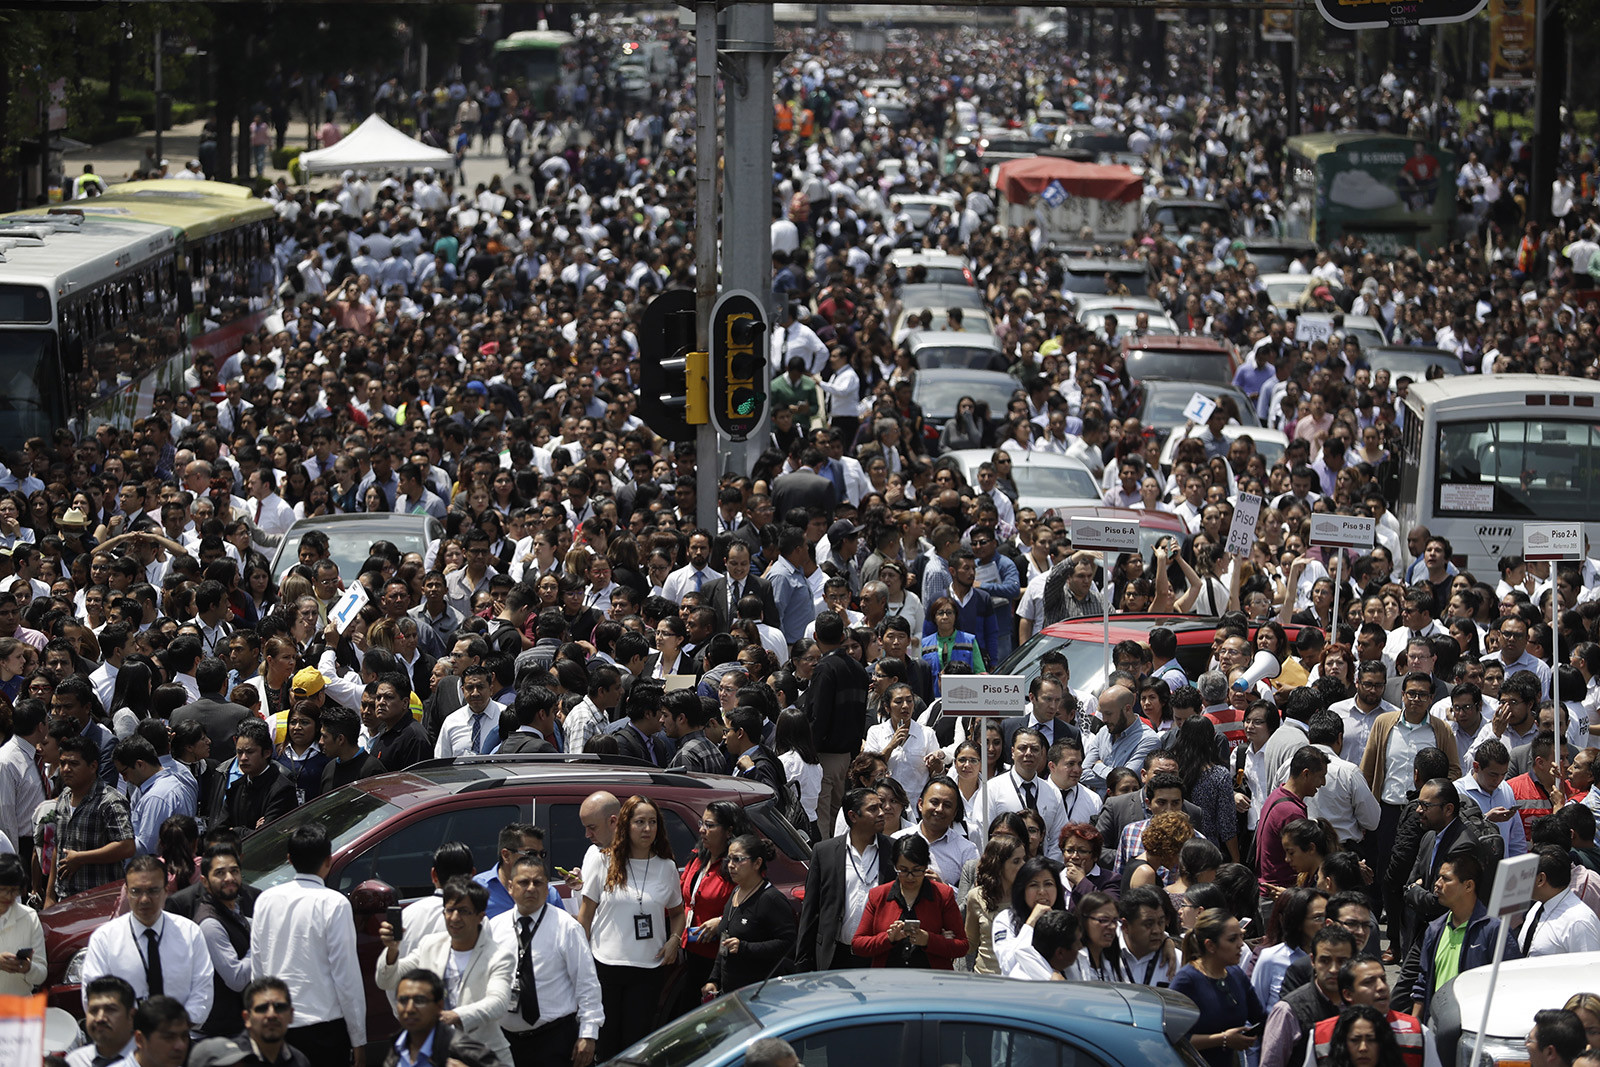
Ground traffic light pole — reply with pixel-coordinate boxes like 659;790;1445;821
720;3;780;478
693;0;719;534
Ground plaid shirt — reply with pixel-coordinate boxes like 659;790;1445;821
667;731;729;776
51;782;133;899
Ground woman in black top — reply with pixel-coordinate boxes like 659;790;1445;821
703;835;796;996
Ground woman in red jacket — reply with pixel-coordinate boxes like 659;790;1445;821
852;835;969;969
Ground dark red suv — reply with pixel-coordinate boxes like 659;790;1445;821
41;754;811;1044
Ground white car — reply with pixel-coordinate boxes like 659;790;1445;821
1292;310;1388;351
1158;425;1288;473
888;192;960;231
887;249;973;287
1434;951;1600;1067
1261;272;1312;310
945;449;1104;515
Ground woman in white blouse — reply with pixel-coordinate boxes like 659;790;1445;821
864;683;946;802
579;795;685;1061
0;854;47;995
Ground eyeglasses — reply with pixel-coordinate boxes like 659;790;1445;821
894;865;927;878
1086;912;1118;925
516;848;547;859
250;1001;292;1014
1334;918;1369;931
726;854;751;865
126;886;163;898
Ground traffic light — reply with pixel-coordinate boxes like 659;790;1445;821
636;289;704;442
709;289;768;441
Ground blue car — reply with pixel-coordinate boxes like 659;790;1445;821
610;971;1203;1067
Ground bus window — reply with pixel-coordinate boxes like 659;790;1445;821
1436;418;1600;520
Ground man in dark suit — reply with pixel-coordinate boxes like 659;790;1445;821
1401;776;1491;955
1384;636;1453;708
703;539;779;631
1000;676;1084;756
803;611;871;834
171;657;255;753
496;684;559;754
1094;752;1206;866
611;684;670;766
771;447;839;518
796;786;895;971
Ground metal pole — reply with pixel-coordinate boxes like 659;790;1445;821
1552;570;1563;782
694;1;718;533
721;3;780;478
980;727;990;850
1468;922;1512;1067
1330;552;1343;644
1102;549;1112;685
154;29;163;167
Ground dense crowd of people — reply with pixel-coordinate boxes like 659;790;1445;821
11;13;1600;1067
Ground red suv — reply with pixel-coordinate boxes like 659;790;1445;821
41;754;811;1044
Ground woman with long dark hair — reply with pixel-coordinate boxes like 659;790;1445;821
1250;885;1327;1011
774;708;822;839
702;835;796;996
1325;1004;1408;1067
851;835;968;969
1168;908;1264;1067
1170;717;1241;860
991;855;1066;969
1073;890;1129;981
965;831;1026;975
676;800;752;1013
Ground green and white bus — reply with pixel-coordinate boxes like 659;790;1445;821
1283;132;1458;255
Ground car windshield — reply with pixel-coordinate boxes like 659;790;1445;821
1008;465;1101;501
613;994;761;1067
914;266;971;286
992;631;1118;691
1436;418;1600;521
1153;205;1229;233
1244;249;1307;273
1141;385;1260;428
1062;269;1148;296
1367;351;1463;378
273;522;434;583
914;345;1004;371
915;377;1018;418
1127;350;1231;385
239;787;400;890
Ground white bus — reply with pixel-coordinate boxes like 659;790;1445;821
1397;374;1600;575
0;209;181;452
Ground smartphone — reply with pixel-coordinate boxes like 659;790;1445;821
385;905;404;939
902;919;922;932
1242;1023;1265;1040
14;948;31;962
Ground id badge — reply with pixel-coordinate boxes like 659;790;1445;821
633;913;655;941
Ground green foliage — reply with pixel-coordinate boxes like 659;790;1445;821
271;146;302;170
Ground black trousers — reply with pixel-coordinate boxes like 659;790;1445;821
1371;801;1406;949
830;944;875;968
594;961;668;1061
673;951;717;1018
286;1019;351;1067
503;1014;579;1067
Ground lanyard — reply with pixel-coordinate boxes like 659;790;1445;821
846;839;878;888
520;904;549;958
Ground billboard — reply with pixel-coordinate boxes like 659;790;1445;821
1488;0;1537;89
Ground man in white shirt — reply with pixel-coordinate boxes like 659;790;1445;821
982;727;1068;860
660;531;722;604
82;856;214;1023
1330;661;1397;763
245;469;296;539
1001;909;1081;979
487;854;603;1067
66;975;137;1067
0;702;47;866
1517;844;1600;956
435;665;504;757
1304;712;1382;846
249;822;366;1067
892;777;977;887
1453;738;1526;857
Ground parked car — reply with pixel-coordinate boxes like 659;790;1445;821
40;755;811;1044
1430;951;1598;1067
1159;424;1289;473
1261;272;1313;309
1291;311;1387;351
913;369;1022;449
996;611;1305;695
1122;336;1238;386
1146;197;1233;237
1121;379;1261;433
1060;257;1150;298
269;512;445;585
906;331;1007;372
1235;237;1317;274
946;449;1102;514
888;249;974;287
1363;345;1465;380
616;970;1204;1067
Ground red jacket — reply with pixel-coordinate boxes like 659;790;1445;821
1508;772;1554;840
1312;1009;1424;1067
851;878;968;969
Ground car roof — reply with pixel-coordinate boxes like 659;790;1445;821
913;368;1016;385
1296;311;1383;329
1062;257;1146;273
1448;951;1600;1038
897;284;985;307
279;513;437;530
346;755;777;804
946;448;1093;472
1033;611;1295;643
733;971;1193;1037
892;192;959;205
888;249;966;267
906;331;1001;352
1150;197;1226;208
1076;295;1165;312
1123;336;1232;354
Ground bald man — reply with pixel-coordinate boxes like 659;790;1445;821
1083;684;1160;781
570;791;621;891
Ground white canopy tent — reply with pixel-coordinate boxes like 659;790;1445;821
298;114;453;177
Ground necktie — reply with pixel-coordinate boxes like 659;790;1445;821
517;915;541;1025
470;713;483;755
1522;903;1543;955
693;569;704;591
1021;780;1038;813
730;581;741;615
254;500;263;523
143;928;164;996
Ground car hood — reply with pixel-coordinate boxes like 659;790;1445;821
42;881;126;982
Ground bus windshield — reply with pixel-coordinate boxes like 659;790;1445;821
1436;418;1600;520
0;331;61;449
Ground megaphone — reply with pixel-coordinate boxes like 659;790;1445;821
1233;650;1281;691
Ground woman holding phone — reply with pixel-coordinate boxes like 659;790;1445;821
1168;908;1265;1067
851;836;967;969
